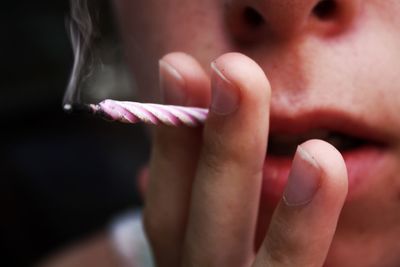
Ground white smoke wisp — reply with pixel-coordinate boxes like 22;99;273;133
63;0;98;112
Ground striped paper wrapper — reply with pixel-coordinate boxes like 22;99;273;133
90;99;209;127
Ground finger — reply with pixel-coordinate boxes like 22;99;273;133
143;52;210;267
183;53;271;267
159;52;211;107
253;139;348;267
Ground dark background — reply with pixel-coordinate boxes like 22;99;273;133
0;1;148;266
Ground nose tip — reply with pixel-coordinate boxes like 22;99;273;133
225;0;361;44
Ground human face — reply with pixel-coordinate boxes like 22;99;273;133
113;0;400;266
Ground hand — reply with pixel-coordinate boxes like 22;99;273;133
143;52;348;267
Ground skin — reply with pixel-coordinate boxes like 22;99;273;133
110;0;400;266
40;0;400;266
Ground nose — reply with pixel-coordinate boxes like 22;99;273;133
224;0;361;43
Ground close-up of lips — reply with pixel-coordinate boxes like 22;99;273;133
4;0;400;267
264;111;390;202
256;110;396;255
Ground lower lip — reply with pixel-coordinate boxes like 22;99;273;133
260;145;387;206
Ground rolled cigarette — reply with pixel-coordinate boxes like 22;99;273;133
90;99;209;127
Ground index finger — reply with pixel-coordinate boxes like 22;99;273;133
183;53;271;267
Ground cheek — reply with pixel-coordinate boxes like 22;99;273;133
113;1;169;101
303;7;400;132
114;0;230;101
353;22;400;139
347;2;400;125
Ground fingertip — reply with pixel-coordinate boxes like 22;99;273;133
160;52;210;107
212;53;272;107
210;61;241;116
159;59;187;105
202;53;272;170
300;139;349;203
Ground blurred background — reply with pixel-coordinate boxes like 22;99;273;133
0;1;148;266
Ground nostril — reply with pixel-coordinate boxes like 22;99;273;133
313;0;338;20
243;6;265;28
224;5;266;45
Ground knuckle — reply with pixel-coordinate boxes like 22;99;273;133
200;144;225;176
263;238;292;266
201;131;260;178
262;215;295;265
201;132;225;167
201;131;242;171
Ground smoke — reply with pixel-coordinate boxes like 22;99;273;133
63;0;135;113
63;0;98;111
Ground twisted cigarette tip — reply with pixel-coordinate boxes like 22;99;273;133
91;99;209;127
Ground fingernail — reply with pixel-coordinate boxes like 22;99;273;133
159;59;187;105
283;145;321;206
210;62;240;115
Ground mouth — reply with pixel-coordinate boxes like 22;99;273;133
267;130;371;157
261;112;390;205
254;111;394;251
